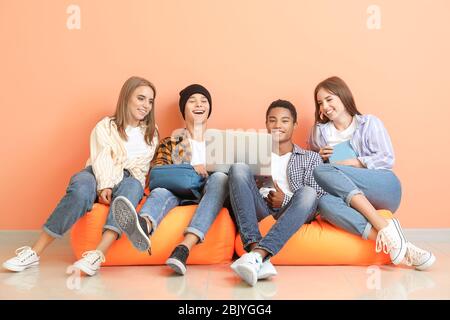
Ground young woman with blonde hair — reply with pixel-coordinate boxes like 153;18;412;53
3;76;159;276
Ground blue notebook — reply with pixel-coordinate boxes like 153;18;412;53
329;141;357;163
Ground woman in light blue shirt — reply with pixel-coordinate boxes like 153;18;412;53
309;76;435;271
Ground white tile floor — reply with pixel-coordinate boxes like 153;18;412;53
1;230;449;300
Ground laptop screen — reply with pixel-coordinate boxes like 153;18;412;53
205;129;273;176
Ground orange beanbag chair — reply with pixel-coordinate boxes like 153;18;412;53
235;210;393;265
71;200;236;266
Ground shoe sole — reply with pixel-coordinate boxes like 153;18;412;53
235;264;258;286
166;258;186;275
73;261;97;277
258;269;277;280
2;261;39;272
112;196;150;252
230;260;239;272
391;218;408;265
415;253;436;271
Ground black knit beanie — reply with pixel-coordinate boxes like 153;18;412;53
179;84;212;119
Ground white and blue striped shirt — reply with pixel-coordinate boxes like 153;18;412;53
309;114;395;170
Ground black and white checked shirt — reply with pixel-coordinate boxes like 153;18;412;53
281;144;326;207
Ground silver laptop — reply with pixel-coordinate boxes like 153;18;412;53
205;129;274;187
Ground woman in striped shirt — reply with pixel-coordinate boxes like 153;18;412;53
3;76;159;276
309;76;435;271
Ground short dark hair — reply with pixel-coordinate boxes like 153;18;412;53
266;99;297;123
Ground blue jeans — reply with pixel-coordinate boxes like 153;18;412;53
313;164;402;239
229;163;318;258
43;166;144;238
139;172;229;242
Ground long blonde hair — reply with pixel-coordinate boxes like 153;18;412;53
112;76;157;145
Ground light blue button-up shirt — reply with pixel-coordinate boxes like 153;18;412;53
309;114;395;170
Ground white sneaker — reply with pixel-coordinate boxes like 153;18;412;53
73;250;105;276
230;252;263;286
231;258;277;280
257;259;278;280
376;218;407;265
404;242;436;271
2;246;39;272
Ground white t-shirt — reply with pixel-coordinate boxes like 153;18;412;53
189;139;206;165
124;126;150;160
327;116;357;147
260;152;294;198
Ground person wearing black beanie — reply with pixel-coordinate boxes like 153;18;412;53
179;84;212;119
110;82;229;277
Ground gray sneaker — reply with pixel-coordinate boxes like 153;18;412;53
112;196;151;253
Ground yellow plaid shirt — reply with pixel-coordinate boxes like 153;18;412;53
151;128;194;167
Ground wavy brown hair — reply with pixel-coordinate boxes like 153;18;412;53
313;76;361;124
112;76;157;145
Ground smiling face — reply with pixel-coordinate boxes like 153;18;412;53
184;93;210;125
127;85;154;126
266;107;297;144
316;87;350;122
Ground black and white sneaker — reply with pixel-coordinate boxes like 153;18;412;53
166;245;190;275
112;196;151;253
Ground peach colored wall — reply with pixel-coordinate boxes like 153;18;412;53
0;0;449;229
